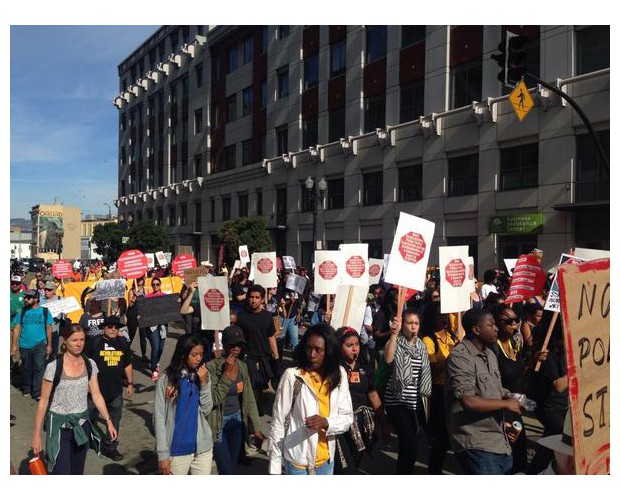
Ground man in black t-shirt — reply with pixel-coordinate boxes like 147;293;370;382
86;315;134;461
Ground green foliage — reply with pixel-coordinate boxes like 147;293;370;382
126;220;171;254
217;216;272;266
91;223;125;266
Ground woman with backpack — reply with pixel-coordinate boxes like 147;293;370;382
31;324;117;474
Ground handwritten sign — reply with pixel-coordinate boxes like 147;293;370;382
198;275;230;331
41;296;81;316
95;279;127;301
504;254;546;304
137;294;182;328
544;254;586;313
439;246;470;313
183;266;209;286
558;259;610;475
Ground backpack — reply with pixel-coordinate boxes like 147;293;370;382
20;306;49;328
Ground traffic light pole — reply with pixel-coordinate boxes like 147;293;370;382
525;72;609;176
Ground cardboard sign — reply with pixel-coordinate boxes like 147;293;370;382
95;279;127;301
183;266;209;285
314;250;343;295
198;275;230;331
155;251;168;266
282;255;296;270
339;243;369;287
145;253;156;269
439;246;470;314
383;212;435;292
52;260;73;280
239;245;250;263
330;284;368;331
368;258;384;285
117;250;149;279
572;248;610;261
558;259;610;475
252;252;277;288
136;293;182;328
286;273;308;295
504;254;547;304
41;296;81;316
544;254;586;313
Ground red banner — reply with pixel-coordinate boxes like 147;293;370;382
505;254;546;304
171;254;197;277
117;250;149;279
52;260;73;280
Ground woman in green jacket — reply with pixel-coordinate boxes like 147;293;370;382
206;325;265;474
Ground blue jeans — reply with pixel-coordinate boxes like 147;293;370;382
285;458;334;475
19;341;47;398
213;410;243;475
456;449;513;475
278;318;299;350
144;326;165;372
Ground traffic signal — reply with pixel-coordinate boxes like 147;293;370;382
490;41;507;84
507;35;527;84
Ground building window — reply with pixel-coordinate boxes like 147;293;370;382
364;94;385;133
227;45;238;73
276;125;288;156
242;87;253;116
366;25;387;63
260;80;268;109
447;236;478;273
226;94;237;123
261;26;269;53
576;130;610;202
277;65;289;99
194;154;203;178
451;59;482;108
256;189;263;216
278;25;290;40
156;208;163;226
120;113;126;132
500;143;538;191
401;26;425;47
329;107;345;142
169;205;177;226
212;104;221;129
259;133;266;159
194;201;202;232
448;153;479;197
330;40;346;77
303;117;318;149
242;36;254;65
180;203;188;226
400;82;424;123
363;239;383;259
398;164;423;202
301;182;315;213
195;63;203;88
276;186;287;226
363;171;383;206
576;25;610;75
304;54;319;90
327;177;344;210
210;198;215;222
242;139;253;166
224;145;236;171
181;160;188;180
238;193;249;217
194;108;203;134
222;196;231;221
212;55;220;81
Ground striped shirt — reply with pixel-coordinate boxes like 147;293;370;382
384;354;423;410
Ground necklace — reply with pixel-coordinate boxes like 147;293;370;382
498;339;516;360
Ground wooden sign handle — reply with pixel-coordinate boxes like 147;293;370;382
396;286;408;320
326;294;332;316
342;286;354;327
107;298;112;316
534;311;559;372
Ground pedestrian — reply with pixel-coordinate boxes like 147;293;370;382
31;323;117;474
445;308;521;474
480;269;499;301
268;323;353;475
140;277;167;381
206;325;265;474
85;315;133;461
78;298;106;352
40;280;66;358
126;276;148;359
154;334;214;475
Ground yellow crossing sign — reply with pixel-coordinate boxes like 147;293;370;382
509;79;534;121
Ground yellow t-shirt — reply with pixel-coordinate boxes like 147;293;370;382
302;370;330;466
422;331;456;386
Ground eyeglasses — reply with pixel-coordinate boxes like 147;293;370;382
25;296;36;300
499;316;520;325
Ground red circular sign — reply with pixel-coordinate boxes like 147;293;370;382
241;249;248;258
369;264;381;277
204;289;225;312
172;254;197;277
346;256;365;278
257;257;273;274
445;259;466;288
398;232;426;264
52;260;73;279
117;250;149;279
318;261;338;280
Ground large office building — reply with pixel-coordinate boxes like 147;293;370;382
113;25;609;272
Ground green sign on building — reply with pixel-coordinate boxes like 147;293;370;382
489;213;544;234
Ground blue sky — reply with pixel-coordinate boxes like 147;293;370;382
10;25;159;220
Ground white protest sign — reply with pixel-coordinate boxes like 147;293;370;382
314;251;343;295
504;258;518;276
282;255;296;270
466;256;476;293
286;273;308;294
573;247;610;261
545;253;586;313
383;254;390;278
383;212;435;292
368;258;384;285
239;245;250;264
339;243;369;287
41;296;81;316
156;251;168;266
439;246;470;313
248;253;256;281
252;252;278;288
94;279;127;300
145;253;156;269
232;260;242;273
198;276;230;331
330;284;368;331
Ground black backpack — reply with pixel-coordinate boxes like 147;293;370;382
20;306;49;329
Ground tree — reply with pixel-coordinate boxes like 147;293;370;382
217;216;272;266
126;220;171;254
91;223;125;266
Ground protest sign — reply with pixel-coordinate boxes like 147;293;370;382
252;252;277;288
504;254;546;304
286;273;307;295
504;258;518;276
368;258;384;285
155;251;168;266
330;284;368;330
558;259;610;475
544;254;586;313
145;253;156;269
239;245;250;263
314;250;343;295
52;260;73;280
339;243;369;287
171;254;197;277
383;212;435;292
466;256;476;293
198;275;230;331
41;296;81;316
137;293;182;328
439;246;470;313
95;279;127;301
573;248;610;261
282;255;296;270
183;266;209;285
117;250;149;279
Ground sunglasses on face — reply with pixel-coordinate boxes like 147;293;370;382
152;283;161;287
499;316;520;325
105;325;120;330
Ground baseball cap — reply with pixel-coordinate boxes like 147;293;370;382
200;260;214;267
11;275;22;283
537;411;574;456
24;289;38;298
44;281;57;291
102;316;126;328
222;325;246;348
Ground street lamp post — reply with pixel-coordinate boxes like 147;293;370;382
304;176;327;250
104;203;112;222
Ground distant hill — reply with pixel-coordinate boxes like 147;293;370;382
10;218;32;232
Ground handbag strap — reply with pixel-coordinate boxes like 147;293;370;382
283;377;303;435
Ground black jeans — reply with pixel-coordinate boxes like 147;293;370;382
50;422;91;475
88;394;123;452
427;384;450;474
387;404;419;474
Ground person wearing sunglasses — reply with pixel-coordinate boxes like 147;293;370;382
85;315;133;462
140;279;167;381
